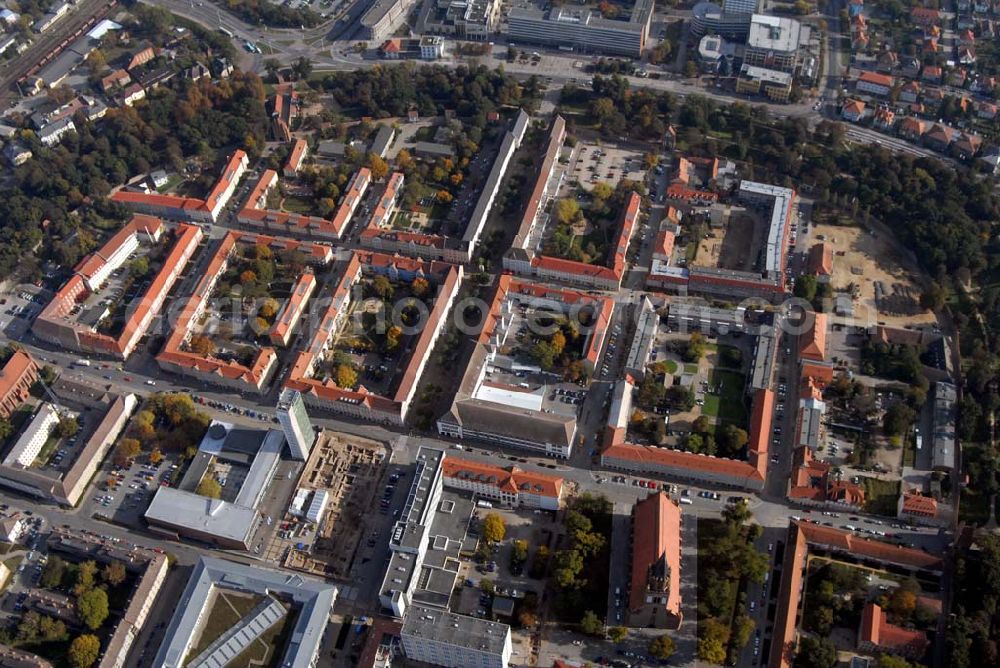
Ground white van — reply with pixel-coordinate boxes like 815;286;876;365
679;498;693;505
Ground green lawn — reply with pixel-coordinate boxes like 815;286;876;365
185;593;264;661
703;369;749;427
282;195;314;215
663;359;678;374
33;435;61;468
861;477;901;517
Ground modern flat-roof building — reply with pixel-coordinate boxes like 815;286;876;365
144;424;284;549
424;0;501;39
276;388;316;461
628;492;683;630
691;1;753;37
723;0;758;14
625;296;659;379
931;382;955;472
401;603;512;668
795;395;826;450
379;447;445;617
361;0;419;41
506;0;653;57
154;556;337;668
744;14;802;73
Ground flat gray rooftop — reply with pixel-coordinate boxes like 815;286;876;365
403;603;509;654
154;556;337;668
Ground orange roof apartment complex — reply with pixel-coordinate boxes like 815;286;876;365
529;192;641;291
501;115;641;291
33;216;203;360
648;180;795;301
628;492;683;630
111;150;248;223
156;231;333;393
238;165;372;241
362;109;530;264
769;521;943;668
284;251;463;426
601;378;775;491
268;271;317;347
441;458;565;510
437;276;614;458
0;350;40;418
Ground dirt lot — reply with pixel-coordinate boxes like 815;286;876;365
813;222;937;327
695;210;765;272
269;431;389;578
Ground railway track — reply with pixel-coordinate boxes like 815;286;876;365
0;0;117;108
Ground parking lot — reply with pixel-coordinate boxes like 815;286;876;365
83;451;185;527
0;284;49;338
560;142;649;194
0;510;49;622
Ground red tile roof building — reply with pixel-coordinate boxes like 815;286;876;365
788;446;865;507
799;312;828;362
806;243;833;278
628;492;683;629
157;231;333;393
858;603;930;659
100;69;131;92
769;521;943;668
112;150;248;223
268;271;317;347
283;138;308;177
897;488;938;520
285;251;463;425
857;71;894;97
239;167;371;241
126;46;156;71
33;217;202;360
442;458;565;510
601;383;773;491
0;350;39;418
525;191;640;291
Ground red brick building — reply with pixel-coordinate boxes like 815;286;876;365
0;350;39;418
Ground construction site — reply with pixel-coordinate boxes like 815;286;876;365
278;431;390;578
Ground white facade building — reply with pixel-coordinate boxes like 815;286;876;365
3;403;60;468
276;389;315;461
401;604;512;668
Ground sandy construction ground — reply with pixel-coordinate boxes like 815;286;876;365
812;222;937;327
